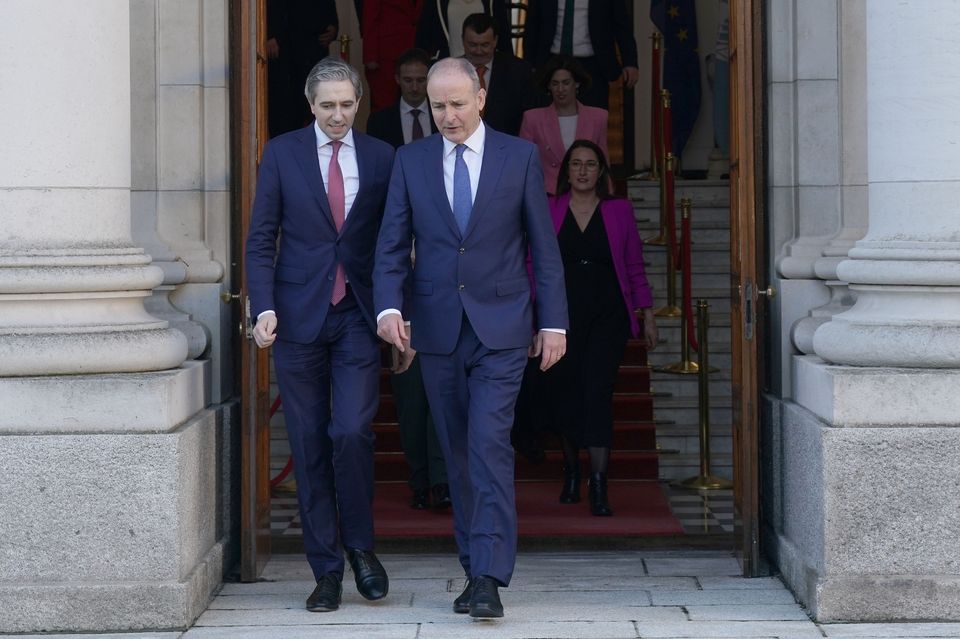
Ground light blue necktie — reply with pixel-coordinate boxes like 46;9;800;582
453;144;472;235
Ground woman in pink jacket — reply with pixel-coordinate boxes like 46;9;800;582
519;56;608;195
545;140;658;516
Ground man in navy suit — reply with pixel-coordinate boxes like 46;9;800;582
374;57;569;618
366;48;438;149
246;57;394;613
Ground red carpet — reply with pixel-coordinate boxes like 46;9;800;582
373;480;683;538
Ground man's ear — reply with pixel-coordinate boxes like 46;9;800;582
477;88;487;113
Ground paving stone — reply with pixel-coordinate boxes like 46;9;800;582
417;620;639;639
633;620;822;638
697;576;791;590
651;588;799;606
508;575;696;591
644;556;742;576
219;578;451;596
686;604;811;621
183;625;417;639
12;635;181;639
819;623;960;637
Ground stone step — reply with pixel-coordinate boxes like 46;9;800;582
649;372;733;399
657;453;733;481
628;179;731;208
652;396;733;426
633;205;732;227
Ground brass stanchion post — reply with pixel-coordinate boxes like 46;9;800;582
654;156;680;316
647;92;672;245
646;33;663;180
674;300;733;490
339;34;351;61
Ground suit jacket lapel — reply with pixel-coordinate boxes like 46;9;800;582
465;128;506;238
293;125;336;232
343;132;369;233
427;136;462;237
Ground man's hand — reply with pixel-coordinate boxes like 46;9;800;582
389;323;416;374
641;308;659;350
622;66;639;89
377;314;408;351
253;313;278;349
266;37;280;59
530;330;566;371
365;61;380;71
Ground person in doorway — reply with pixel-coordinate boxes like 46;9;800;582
523;0;639;109
245;57;395;613
374;57;568;618
415;0;512;60
366;48;439;147
361;0;424;112
543;140;658;516
519;55;608;194
460;12;533;136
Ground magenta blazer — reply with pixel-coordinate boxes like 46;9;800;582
548;194;653;338
519;102;608;194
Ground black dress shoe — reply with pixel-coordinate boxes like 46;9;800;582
306;573;342;612
346;548;389;600
432;483;452;509
468;575;504;618
452;576;473;613
410;488;430;510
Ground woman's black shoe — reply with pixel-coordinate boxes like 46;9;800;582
559;465;581;504
588;472;613;516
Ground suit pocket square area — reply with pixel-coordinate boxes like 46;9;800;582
496;276;530;297
275;265;307;284
412;279;433;295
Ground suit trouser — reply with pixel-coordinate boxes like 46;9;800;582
391;355;448;491
418;317;527;586
575;56;612;110
272;301;380;580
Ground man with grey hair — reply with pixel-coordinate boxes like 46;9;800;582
246;56;395;613
375;56;568;618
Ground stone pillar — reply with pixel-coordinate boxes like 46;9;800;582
0;1;223;632
770;1;960;622
814;1;960;366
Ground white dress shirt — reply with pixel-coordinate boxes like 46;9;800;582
314;122;359;217
550;0;595;57
399;98;432;145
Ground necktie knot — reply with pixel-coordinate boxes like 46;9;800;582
330;139;342;156
455;143;466;160
410;108;421;117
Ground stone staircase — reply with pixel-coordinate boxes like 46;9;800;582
628;178;733;481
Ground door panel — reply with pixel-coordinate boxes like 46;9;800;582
728;0;765;576
232;0;272;582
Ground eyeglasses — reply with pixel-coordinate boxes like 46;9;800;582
569;160;600;172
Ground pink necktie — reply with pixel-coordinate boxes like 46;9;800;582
328;140;347;305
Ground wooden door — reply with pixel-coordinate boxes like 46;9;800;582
230;0;272;582
728;0;766;576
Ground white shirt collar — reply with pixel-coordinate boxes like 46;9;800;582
400;98;428;115
314;121;355;148
442;120;486;158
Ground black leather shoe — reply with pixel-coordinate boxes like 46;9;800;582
432;483;452;509
452;576;473;613
346;548;389;600
559;465;581;504
468;575;504;618
306;573;342;612
410;488;430;510
589;472;613;517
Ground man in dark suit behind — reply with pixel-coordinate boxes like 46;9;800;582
523;0;639;109
246;57;394;614
374;57;568;619
366;48;438;148
461;12;533;136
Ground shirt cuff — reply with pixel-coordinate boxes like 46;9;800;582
540;328;566;335
376;308;403;323
257;310;276;321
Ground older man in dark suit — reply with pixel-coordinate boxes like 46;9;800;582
374;57;568;619
246;57;394;614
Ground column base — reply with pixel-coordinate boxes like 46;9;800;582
764;358;960;622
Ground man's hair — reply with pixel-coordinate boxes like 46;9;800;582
427;57;481;93
304;57;364;102
462;12;498;38
394;48;433;74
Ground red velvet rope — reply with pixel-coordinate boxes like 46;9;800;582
681;213;699;352
268;395;294;489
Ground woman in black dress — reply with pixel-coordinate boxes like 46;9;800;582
544;140;658;516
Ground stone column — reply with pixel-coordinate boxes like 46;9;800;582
0;1;223;632
0;1;186;375
814;1;960;367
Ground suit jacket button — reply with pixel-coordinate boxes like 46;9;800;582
458;284;465;291
459;248;465;254
327;275;334;281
